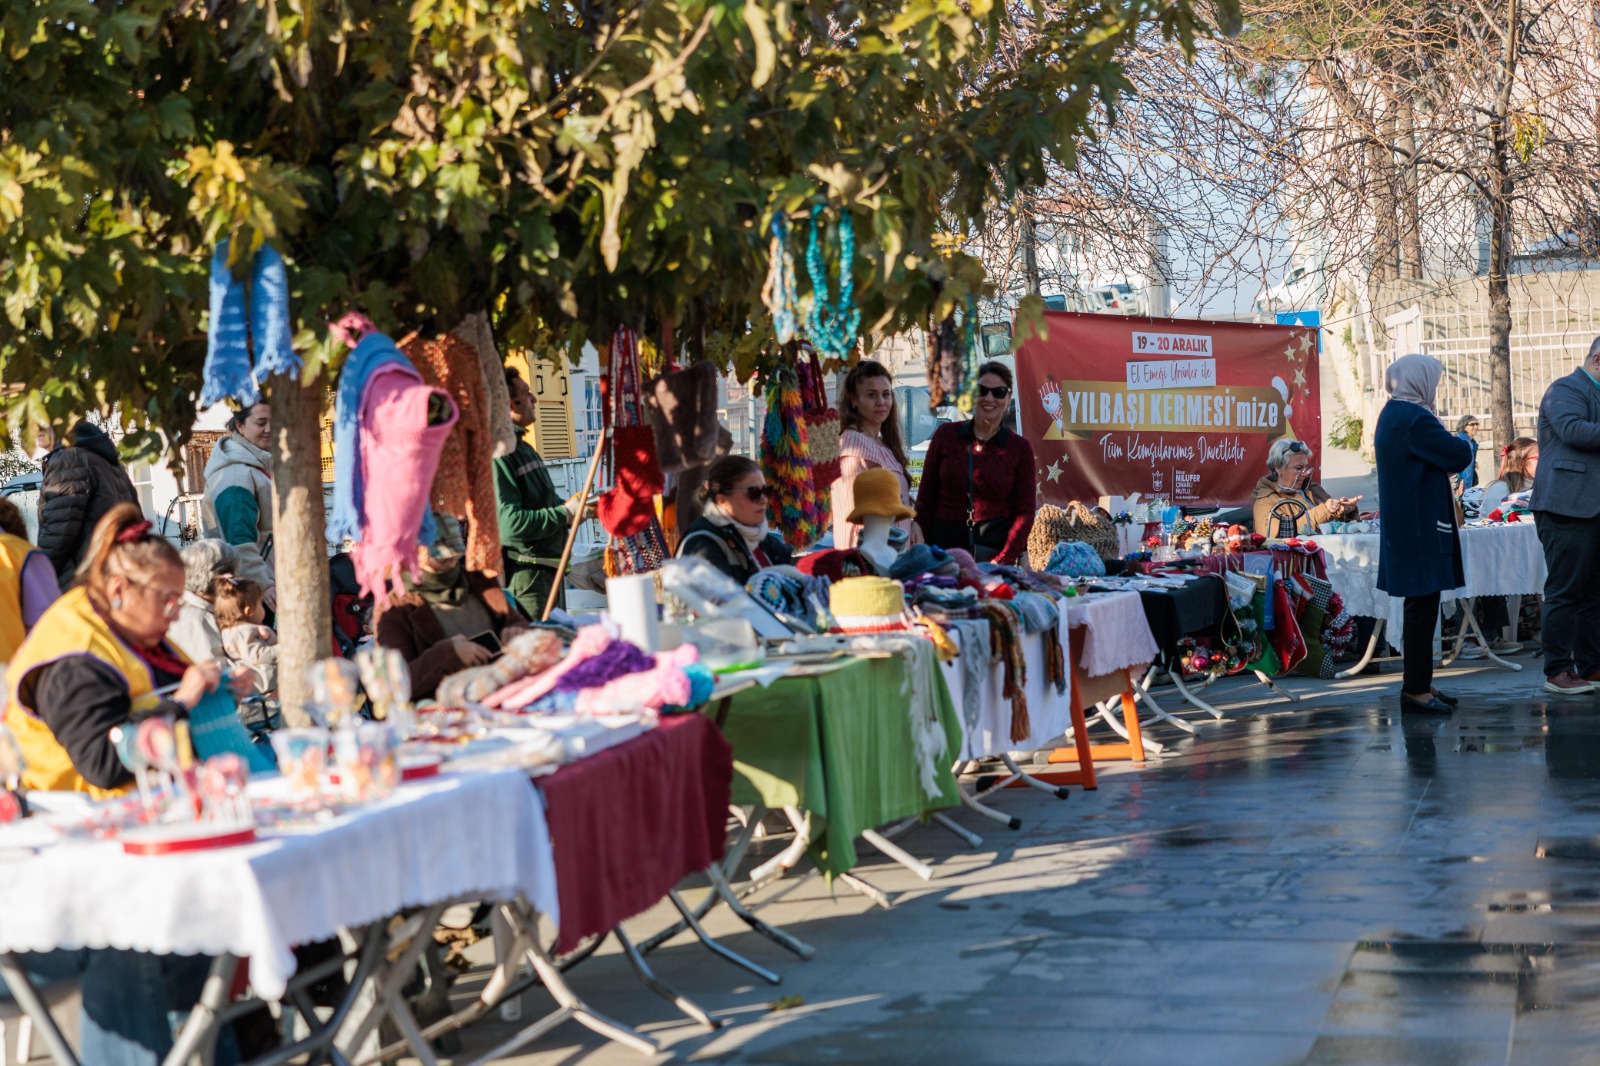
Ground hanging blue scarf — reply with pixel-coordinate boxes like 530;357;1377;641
201;240;302;407
328;332;436;546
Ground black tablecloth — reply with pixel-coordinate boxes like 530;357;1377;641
1113;576;1228;664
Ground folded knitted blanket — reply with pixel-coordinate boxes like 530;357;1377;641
435;629;565;706
483;625;611;709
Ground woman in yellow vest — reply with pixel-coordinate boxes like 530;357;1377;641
0;496;58;665
5;502;225;796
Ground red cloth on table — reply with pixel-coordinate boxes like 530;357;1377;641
536;713;733;952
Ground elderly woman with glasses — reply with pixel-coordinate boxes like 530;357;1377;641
1251;438;1362;538
676;455;793;584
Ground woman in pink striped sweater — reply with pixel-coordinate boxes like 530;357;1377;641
831;360;923;548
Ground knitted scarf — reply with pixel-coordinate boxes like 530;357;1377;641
702;501;769;553
350;367;458;606
977;600;1031;743
202;240;300;408
404;329;503;576
329;332;436;547
457;311;518;459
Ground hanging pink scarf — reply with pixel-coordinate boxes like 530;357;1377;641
351;367;458;606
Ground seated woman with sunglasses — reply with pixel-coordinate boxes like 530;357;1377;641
1251;437;1361;538
677;456;793;584
914;362;1037;564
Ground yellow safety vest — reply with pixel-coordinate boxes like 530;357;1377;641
4;587;184;798
0;533;37;665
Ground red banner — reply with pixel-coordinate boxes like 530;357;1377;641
1014;311;1321;508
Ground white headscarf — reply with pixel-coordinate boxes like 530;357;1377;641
1385;353;1444;412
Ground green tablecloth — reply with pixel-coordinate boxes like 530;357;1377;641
717;654;963;877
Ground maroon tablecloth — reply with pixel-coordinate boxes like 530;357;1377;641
536;714;733;952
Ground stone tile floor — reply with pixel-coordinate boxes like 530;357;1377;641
433;655;1600;1065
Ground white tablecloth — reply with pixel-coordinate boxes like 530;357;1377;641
942;624;1075;759
0;768;559;1000
1317;522;1547;637
1063;591;1159;677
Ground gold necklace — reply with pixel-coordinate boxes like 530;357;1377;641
973;420;1000;452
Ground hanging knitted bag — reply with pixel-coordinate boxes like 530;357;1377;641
761;215;801;345
798;345;842;488
760;368;825;551
598;327;665;538
643;360;719;474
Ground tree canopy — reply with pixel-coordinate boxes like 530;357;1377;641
2;0;1228;452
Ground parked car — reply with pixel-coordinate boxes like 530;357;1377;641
1;471;41;543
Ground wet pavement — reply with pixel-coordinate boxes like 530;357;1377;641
449;656;1600;1065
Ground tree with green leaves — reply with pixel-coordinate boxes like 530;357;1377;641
1;0;1228;713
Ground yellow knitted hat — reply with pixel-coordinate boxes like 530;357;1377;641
829;576;906;619
845;468;916;523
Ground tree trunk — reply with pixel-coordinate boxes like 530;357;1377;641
1019;210;1041;297
1396;95;1424;280
1486;149;1516;444
1370;112;1400;284
267;373;332;729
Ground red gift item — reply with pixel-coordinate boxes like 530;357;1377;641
1302;539;1319;551
599;424;665;537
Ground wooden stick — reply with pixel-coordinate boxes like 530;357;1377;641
542;427;609;621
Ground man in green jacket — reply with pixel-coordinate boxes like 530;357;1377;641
494;368;592;619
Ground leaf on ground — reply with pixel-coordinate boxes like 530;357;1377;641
767;994;806;1012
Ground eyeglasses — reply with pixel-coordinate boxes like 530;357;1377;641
976;385;1011;399
739;485;772;502
129;578;183;619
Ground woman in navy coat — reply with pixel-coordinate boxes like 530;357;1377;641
1375;353;1474;713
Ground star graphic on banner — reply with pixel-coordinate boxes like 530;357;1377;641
1046;460;1064;483
1294;368;1307;387
1284;344;1297;362
1298;332;1314;355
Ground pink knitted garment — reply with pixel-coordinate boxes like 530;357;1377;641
351;367;458;607
574;646;700;715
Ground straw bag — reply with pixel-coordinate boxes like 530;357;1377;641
1062;501;1119;562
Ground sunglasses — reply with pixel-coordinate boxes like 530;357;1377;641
976;385;1011;399
738;485;772;502
1286;441;1308;454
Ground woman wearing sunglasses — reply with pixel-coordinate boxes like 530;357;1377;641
914;361;1037;564
1251;437;1362;538
676;455;793;584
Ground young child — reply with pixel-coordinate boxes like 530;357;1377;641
214;576;279;694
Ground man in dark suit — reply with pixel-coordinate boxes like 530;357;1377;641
1530;338;1600;695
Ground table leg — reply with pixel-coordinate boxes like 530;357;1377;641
748;806;813;887
1090;700;1165;756
703;863;815;960
613;927;724;1030
505;900;658;1056
339;904;450;1060
1165;667;1226;719
958;780;1025;829
859;828;935;881
1459;601;1524;672
836;872;895;909
666;889;782;985
1335;620;1386;679
1252;670;1299;702
0;952;79;1066
161;954;238;1066
1129;666;1198;733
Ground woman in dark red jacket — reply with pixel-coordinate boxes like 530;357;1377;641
913;361;1037;564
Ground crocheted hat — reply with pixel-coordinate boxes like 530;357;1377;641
845;468;915;523
829;576;906;632
888;543;953;582
1027;503;1073;570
